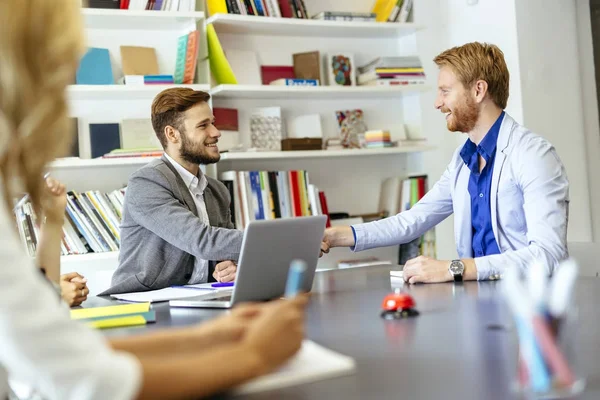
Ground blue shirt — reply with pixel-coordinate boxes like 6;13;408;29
460;111;505;258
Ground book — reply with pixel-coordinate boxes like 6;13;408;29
293;51;321;82
233;340;356;395
270;78;319;86
120;46;159;76
174;34;188;84
325;53;356;86
89;123;121;159
312;11;376;21
183;30;199;84
120;118;161;150
207;24;238;84
76;48;114;85
70;302;150;319
260;66;295;85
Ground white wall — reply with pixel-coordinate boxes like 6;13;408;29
514;0;592;242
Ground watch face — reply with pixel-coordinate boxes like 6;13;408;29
450;261;464;274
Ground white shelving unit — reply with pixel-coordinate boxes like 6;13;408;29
206;13;423;38
210;84;430;99
67;84;210;101
51;157;161;169
219;145;434;161
57;1;432;292
82;8;205;30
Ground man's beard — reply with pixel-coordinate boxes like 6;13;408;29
179;129;220;165
445;95;479;133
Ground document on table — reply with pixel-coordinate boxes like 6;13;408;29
109;283;232;303
233;340;356;395
390;270;404;279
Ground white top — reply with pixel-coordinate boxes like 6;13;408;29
0;181;142;400
164;153;210;284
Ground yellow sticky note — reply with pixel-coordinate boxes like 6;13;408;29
71;303;150;320
206;24;237;85
86;315;147;329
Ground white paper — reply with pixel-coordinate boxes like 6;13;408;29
390;270;404;278
110;283;232;303
233;340;356;395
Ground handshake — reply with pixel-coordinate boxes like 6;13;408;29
318;226;355;257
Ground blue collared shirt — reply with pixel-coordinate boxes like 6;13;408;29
460;111;505;258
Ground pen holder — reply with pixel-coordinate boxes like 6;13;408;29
512;309;585;399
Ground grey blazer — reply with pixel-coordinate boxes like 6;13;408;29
100;156;243;295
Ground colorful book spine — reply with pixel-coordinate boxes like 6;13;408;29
174;34;188;84
183;30;199;84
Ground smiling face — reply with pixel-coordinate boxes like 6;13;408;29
434;66;480;133
177;102;221;165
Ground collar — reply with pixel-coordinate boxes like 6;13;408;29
163;153;207;194
460;111;505;164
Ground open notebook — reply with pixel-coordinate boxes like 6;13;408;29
233;340;356;395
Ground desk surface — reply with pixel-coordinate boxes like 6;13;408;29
89;265;600;399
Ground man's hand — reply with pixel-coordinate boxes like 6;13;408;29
41;177;67;225
402;256;452;284
60;272;89;306
213;260;237;282
319;231;331;258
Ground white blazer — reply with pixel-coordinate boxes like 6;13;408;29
353;113;569;279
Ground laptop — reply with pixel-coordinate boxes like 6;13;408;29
169;215;327;309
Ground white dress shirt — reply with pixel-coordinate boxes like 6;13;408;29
163;153;210;284
352;112;569;279
0;179;142;400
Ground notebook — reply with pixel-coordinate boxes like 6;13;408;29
76;47;114;85
70;302;150;319
233;340;356;395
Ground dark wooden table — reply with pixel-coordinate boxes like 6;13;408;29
87;264;600;399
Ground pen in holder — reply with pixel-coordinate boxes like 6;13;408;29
503;259;585;399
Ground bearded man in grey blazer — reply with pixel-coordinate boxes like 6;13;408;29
102;88;243;294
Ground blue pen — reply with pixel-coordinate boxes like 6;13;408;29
171;286;215;291
285;259;307;298
211;282;235;288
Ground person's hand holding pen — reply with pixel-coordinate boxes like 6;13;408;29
241;260;309;374
213;260;237;282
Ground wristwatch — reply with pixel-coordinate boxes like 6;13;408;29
448;259;465;282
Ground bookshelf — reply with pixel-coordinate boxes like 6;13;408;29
210;84;430;99
54;1;432;291
51;157;162;169
219;145;434;161
82;8;205;30
67;84;211;101
205;13;423;38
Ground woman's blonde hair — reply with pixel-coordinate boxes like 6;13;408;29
0;0;85;213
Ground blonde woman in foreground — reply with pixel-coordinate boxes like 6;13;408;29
0;1;307;399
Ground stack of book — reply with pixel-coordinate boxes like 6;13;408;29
102;148;164;158
207;0;309;18
357;56;425;86
364;130;393;148
311;11;376;21
219;170;331;230
71;303;155;329
14;189;126;257
120;75;175;85
95;0;198;11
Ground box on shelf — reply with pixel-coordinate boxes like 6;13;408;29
281;138;323;151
